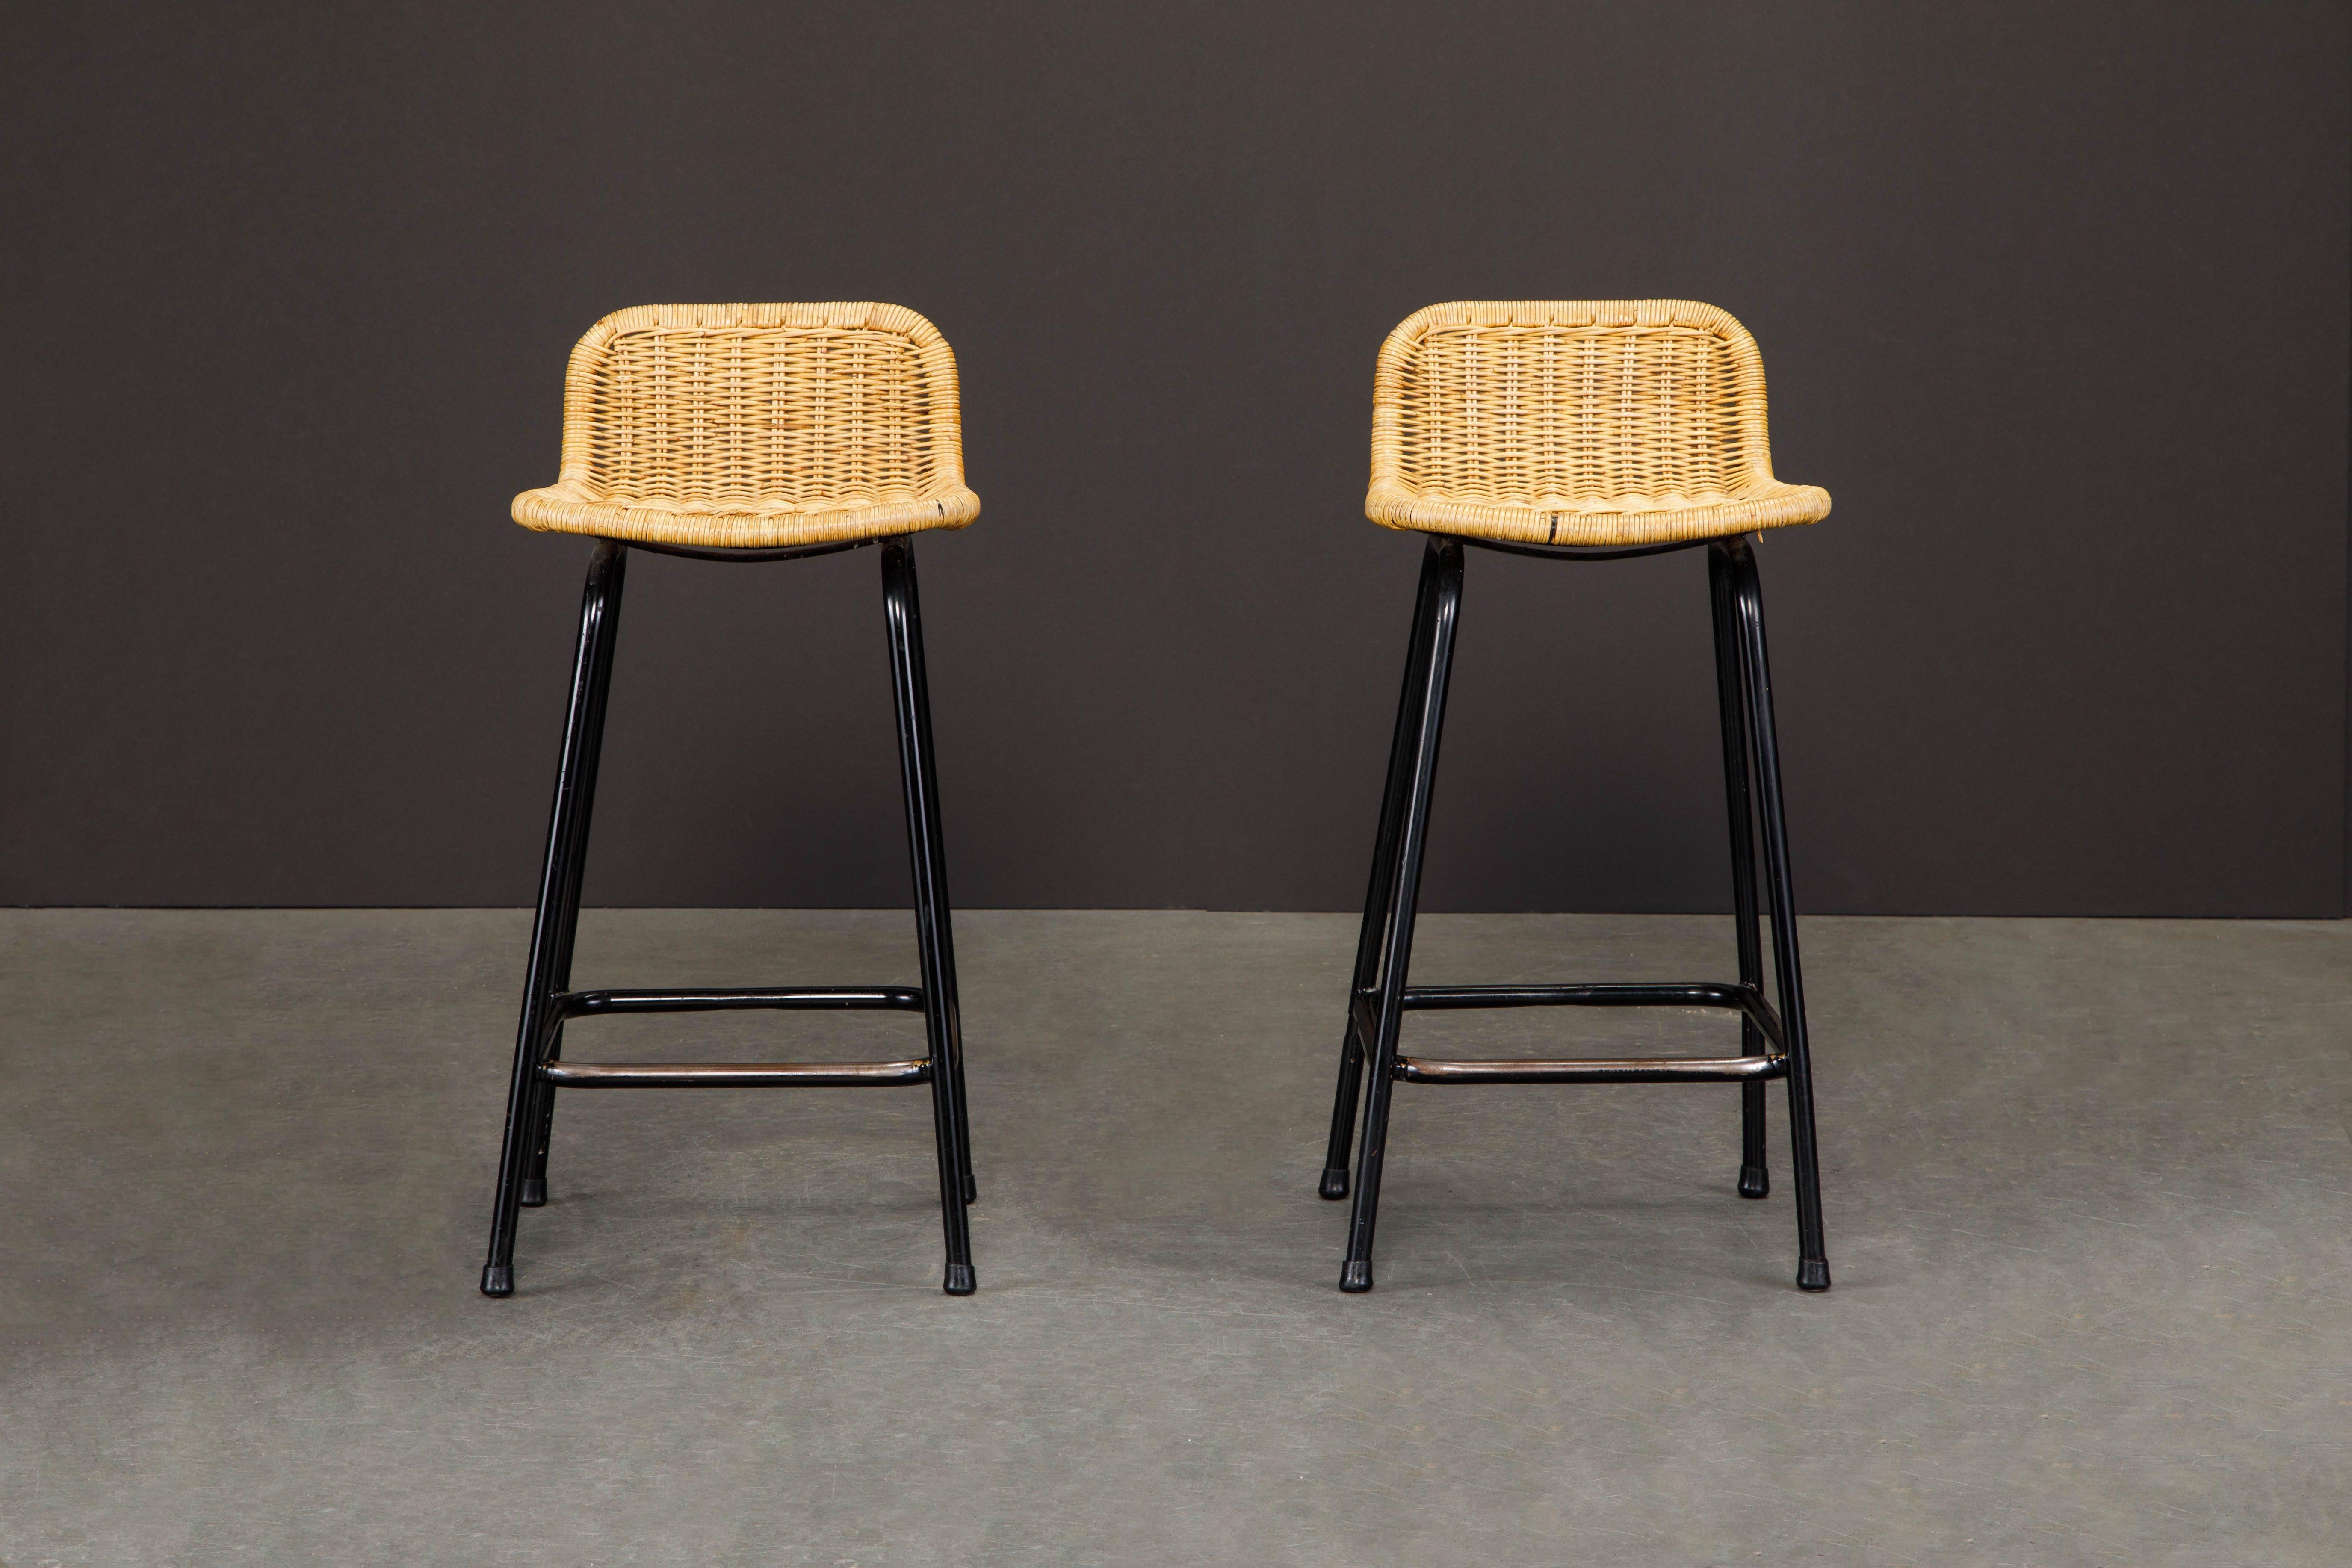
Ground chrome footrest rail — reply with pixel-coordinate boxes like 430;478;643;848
1394;1053;1783;1084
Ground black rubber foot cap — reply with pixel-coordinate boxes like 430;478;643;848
1797;1258;1831;1292
480;1265;513;1298
519;1178;547;1208
1339;1260;1373;1293
1738;1166;1770;1199
943;1264;977;1296
1319;1168;1350;1200
963;1175;978;1204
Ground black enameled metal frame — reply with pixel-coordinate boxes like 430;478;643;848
480;534;977;1298
1319;532;1831;1294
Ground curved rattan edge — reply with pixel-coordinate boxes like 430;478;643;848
1452;534;1716;562
620;537;879;564
1365;480;1828;548
514;484;980;549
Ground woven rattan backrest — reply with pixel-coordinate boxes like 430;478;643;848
557;303;967;513
1371;301;1779;511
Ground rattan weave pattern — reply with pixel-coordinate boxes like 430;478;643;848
1367;301;1829;547
514;303;980;549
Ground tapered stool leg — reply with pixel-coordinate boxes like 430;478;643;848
883;539;977;1293
520;549;626;1207
482;540;628;1296
1321;543;1445;1199
897;542;976;1207
1723;537;1831;1290
1341;537;1464;1292
1709;546;1770;1201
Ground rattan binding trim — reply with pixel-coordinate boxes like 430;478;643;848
514;303;980;549
1367;300;1828;547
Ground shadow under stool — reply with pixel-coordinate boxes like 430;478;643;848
1320;300;1836;1294
481;303;982;1299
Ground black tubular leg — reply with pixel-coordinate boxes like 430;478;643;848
883;538;977;1294
1709;544;1770;1201
1341;537;1464;1292
1724;537;1831;1291
1321;541;1446;1200
482;539;629;1296
898;544;975;1208
521;545;629;1207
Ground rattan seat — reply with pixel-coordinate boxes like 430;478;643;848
1366;300;1829;548
512;302;981;551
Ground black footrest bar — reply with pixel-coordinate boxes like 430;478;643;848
1350;980;1791;1085
1394;1053;1786;1085
539;1058;932;1087
555;986;924;1019
1387;980;1785;1052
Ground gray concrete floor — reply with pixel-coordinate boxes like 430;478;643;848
1;910;2346;1565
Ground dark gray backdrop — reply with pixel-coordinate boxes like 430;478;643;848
4;2;2346;915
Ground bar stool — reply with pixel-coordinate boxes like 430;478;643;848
480;303;982;1298
1319;300;1834;1293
